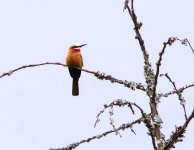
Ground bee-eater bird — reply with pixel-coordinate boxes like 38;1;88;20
66;44;87;96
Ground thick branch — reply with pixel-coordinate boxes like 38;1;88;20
124;1;160;149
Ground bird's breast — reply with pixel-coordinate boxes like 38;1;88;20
66;53;83;68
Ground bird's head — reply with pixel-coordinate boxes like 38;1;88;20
69;44;87;53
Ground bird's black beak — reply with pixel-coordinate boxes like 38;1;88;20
72;44;87;49
79;44;87;47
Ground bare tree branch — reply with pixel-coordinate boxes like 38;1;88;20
123;0;151;71
50;117;144;150
94;99;146;136
94;99;145;127
0;62;146;92
94;71;146;91
164;110;194;150
160;73;187;120
94;98;157;149
154;38;172;101
153;37;191;103
159;82;194;98
123;1;161;149
175;38;194;53
186;38;194;53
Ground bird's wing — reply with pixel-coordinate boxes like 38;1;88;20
80;54;83;67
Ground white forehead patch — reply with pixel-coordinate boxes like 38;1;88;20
73;43;80;46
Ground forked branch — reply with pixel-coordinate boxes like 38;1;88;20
160;73;187;120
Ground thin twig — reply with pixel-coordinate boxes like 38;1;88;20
161;73;187;120
94;99;144;127
0;62;66;78
94;98;157;149
153;38;171;102
0;62;97;78
158;82;194;98
124;0;149;66
186;39;194;53
153;37;193;103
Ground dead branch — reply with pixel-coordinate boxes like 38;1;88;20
158;82;194;98
160;73;187;120
50;116;143;150
0;62;146;92
164;110;194;150
94;99;145;127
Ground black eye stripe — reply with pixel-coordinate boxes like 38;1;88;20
71;46;79;49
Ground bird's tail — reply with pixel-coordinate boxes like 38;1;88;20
72;78;79;96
